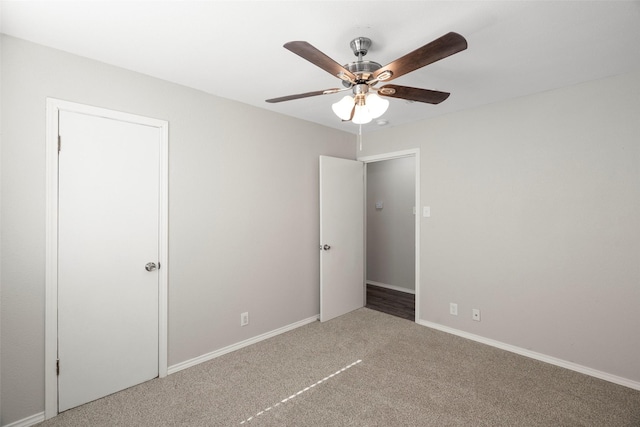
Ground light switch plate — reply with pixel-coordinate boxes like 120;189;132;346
450;303;458;316
423;206;431;217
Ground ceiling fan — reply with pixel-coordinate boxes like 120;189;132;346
266;32;468;124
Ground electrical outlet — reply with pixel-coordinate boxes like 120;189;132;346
472;309;481;322
449;303;458;316
241;312;249;326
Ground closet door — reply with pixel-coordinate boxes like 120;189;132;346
57;110;161;411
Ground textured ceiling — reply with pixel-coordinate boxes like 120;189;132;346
2;1;640;134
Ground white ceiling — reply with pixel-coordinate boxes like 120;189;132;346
2;1;640;134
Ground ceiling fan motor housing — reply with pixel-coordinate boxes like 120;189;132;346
342;37;382;87
341;61;382;87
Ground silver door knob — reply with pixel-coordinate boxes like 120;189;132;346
145;262;157;272
323;244;331;251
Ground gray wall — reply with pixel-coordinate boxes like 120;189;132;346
366;157;415;291
360;70;640;383
0;35;354;425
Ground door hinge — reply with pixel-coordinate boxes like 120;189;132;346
58;135;61;152
56;358;60;376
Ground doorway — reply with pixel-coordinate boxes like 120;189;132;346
359;150;420;322
45;99;169;418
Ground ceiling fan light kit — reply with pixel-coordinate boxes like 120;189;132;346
332;84;390;124
266;32;468;125
349;93;389;124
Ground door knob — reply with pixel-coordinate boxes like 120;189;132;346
323;244;331;251
145;262;157;272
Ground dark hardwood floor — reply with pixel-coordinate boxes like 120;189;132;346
365;284;415;321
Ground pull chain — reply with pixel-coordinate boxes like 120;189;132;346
358;124;363;151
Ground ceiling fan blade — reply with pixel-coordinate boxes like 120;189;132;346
378;85;450;104
284;41;357;83
373;32;467;82
266;88;343;103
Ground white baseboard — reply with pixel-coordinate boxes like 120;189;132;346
418;319;640;391
366;280;415;295
168;315;319;375
3;412;45;427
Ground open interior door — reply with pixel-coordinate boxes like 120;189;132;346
319;155;364;322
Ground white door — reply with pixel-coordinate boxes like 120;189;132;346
57;110;161;411
319;156;365;322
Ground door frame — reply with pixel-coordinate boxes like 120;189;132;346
357;149;420;322
44;98;169;419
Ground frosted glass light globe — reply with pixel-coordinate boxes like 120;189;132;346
352;104;372;124
331;96;355;120
366;93;389;119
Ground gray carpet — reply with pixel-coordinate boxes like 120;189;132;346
38;308;640;426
